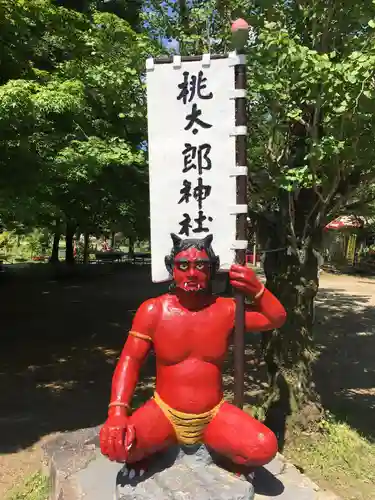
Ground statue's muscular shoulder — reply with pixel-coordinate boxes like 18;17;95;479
131;296;163;339
136;296;162;315
132;294;235;339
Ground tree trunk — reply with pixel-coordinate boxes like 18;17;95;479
83;232;89;264
65;222;76;264
75;229;81;244
261;230;323;446
128;237;135;261
50;225;61;263
111;231;116;249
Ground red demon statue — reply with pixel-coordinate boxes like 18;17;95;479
100;233;286;475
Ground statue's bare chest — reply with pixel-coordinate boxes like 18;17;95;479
153;300;233;364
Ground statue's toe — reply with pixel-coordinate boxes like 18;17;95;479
129;469;136;480
120;464;129;477
246;470;256;483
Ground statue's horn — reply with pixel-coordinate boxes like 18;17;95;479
202;234;213;247
171;233;182;247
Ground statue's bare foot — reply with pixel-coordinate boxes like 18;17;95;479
120;457;153;480
233;465;256;483
243;468;256;484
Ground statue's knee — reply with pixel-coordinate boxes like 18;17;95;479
259;429;278;461
242;429;278;466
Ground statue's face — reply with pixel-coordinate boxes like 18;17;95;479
173;247;211;292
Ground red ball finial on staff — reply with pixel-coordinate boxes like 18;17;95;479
231;18;250;52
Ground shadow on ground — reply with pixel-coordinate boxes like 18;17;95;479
0;265;374;456
226;280;375;445
313;286;375;441
0;264;170;453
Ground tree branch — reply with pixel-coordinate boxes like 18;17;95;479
326;168;375;219
288;191;298;251
341;192;375;212
248;209;274;226
302;196;322;241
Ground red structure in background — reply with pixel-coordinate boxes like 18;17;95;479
325;215;364;230
245;251;261;265
100;234;286;475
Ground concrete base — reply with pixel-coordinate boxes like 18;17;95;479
43;427;341;500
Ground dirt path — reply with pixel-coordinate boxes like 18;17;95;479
0;268;374;497
314;272;375;440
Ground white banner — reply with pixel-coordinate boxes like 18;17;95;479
146;56;238;282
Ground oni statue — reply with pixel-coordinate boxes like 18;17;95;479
100;233;286;476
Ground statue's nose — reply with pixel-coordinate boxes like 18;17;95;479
188;267;196;276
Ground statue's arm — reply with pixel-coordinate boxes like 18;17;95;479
229;265;286;332
108;298;159;417
244;288;286;331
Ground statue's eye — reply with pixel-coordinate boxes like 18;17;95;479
179;263;188;271
196;263;205;270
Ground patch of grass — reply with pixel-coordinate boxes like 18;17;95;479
5;472;49;500
284;418;375;500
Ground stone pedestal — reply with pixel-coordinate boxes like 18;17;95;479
43;427;341;500
112;444;255;500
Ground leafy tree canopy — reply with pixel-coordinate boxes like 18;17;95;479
0;0;159;237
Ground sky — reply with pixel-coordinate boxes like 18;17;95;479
163;38;179;51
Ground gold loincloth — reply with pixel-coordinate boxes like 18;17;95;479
153;392;224;445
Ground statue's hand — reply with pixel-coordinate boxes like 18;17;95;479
99;414;135;463
229;264;264;297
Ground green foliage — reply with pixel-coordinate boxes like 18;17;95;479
146;0;375;232
285;419;375;499
3;0;375;257
0;0;161;240
247;18;375;203
5;472;48;500
22;229;50;257
0;231;17;257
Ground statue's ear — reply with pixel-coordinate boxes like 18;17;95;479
171;233;182;248
202;234;213;248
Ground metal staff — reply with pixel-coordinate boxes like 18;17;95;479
231;18;250;409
